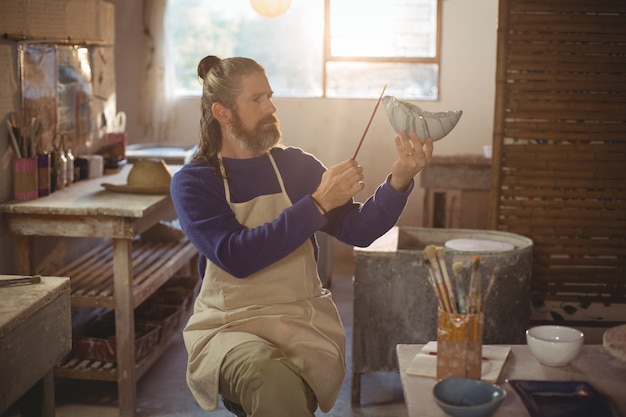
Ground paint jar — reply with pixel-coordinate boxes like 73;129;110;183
75;157;89;180
37;153;51;197
13;157;39;201
104;132;126;167
436;311;484;380
84;154;104;178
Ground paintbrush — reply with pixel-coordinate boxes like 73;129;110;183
482;266;500;309
6;119;22;158
424;245;452;313
452;261;468;313
468;256;482;313
435;246;458;313
352;83;388;160
425;351;489;361
423;258;445;311
0;275;42;287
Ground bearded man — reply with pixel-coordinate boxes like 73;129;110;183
171;55;433;417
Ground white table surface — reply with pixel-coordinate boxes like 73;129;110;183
397;344;626;417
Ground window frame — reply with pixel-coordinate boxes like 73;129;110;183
322;0;442;99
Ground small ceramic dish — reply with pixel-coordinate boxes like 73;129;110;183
433;377;506;417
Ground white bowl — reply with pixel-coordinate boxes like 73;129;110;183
526;325;584;367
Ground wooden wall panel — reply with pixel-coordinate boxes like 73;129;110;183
490;0;626;312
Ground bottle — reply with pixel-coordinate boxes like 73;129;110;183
56;149;67;190
52;134;67;191
63;135;75;184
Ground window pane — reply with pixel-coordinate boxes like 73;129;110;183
166;0;324;97
330;0;438;58
165;0;439;99
326;62;438;100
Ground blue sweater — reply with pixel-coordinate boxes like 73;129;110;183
171;146;412;278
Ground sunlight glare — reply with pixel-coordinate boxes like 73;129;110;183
77;47;92;80
332;1;404;56
331;0;437;58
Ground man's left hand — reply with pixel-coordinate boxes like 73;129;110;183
389;130;434;192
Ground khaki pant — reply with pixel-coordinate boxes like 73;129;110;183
219;338;318;417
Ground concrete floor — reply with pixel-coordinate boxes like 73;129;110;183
2;259;408;417
3;250;609;417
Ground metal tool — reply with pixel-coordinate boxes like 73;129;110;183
0;275;41;287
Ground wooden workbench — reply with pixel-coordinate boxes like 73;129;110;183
0;276;71;417
0;165;198;417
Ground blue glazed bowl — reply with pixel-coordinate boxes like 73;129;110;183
433;377;506;417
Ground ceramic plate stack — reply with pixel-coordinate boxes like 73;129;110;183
603;324;626;362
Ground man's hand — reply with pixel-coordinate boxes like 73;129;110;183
312;159;365;213
389;130;434;192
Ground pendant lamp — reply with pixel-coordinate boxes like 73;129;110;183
250;0;292;18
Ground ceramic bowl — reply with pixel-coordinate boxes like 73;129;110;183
526;325;584;367
433;377;506;417
382;95;463;141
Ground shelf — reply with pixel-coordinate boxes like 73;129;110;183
42;238;197;309
55;300;193;382
48;237;198;383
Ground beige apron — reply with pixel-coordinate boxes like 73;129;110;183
183;152;346;412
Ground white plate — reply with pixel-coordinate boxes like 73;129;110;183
445;238;515;253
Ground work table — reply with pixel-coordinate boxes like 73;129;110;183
0;164;198;417
397;343;626;417
0;165;178;248
0;276;71;417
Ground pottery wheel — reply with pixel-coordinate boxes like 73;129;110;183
603;324;626;362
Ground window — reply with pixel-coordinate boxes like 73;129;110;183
165;0;440;99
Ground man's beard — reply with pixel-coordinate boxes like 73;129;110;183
227;110;281;155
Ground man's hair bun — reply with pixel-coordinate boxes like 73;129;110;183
197;55;221;80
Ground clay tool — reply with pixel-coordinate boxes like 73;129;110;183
0;275;41;287
352;83;387;160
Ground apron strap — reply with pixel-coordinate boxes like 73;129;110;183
218;150;290;205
